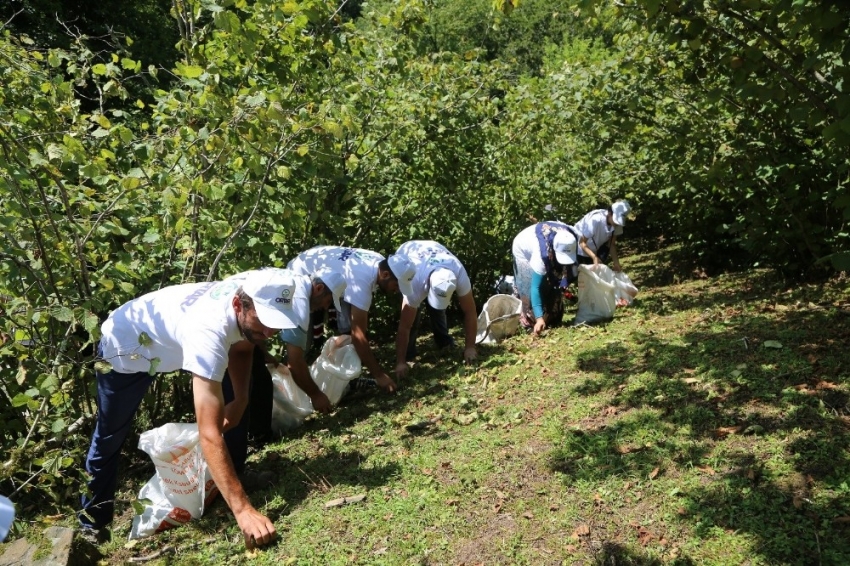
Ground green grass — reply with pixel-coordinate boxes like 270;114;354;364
12;242;850;565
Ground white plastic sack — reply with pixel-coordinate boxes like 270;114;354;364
575;264;618;324
613;271;639;306
269;337;363;434
270;364;314;434
311;336;362;405
129;423;218;540
476;294;522;344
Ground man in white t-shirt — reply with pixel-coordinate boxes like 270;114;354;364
287;246;415;393
574;200;631;272
393;241;478;379
80;268;340;548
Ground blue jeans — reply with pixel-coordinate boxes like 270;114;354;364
405;304;454;361
80;360;248;530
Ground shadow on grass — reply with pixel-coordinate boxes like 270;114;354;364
547;267;850;564
594;541;696;566
244;337;520;498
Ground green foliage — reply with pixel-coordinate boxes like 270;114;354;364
2;0;848;519
543;0;850;271
0;0;180;71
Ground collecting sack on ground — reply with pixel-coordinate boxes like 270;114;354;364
476;294;523;344
311;336;362;404
270;363;314;434
129;423;217;540
270;336;362;434
575;264;618;324
613;271;639;306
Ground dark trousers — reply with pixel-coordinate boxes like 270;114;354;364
80;365;248;530
405;304;454;361
577;242;610;265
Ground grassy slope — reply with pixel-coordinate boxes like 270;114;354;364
82;244;850;564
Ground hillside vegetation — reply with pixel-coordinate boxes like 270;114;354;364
66;241;850;564
0;0;848;553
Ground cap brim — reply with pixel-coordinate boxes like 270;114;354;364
555;251;576;265
254;298;308;331
427;290;452;310
0;495;14;541
332;295;343;313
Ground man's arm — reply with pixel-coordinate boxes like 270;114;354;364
193;375;275;549
579;235;599;265
286;343;331;413
394;302;418;379
457;291;478;362
350;305;396;392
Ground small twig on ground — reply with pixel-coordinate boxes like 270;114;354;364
297;465;333;492
324;493;366;509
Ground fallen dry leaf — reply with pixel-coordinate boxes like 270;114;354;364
493;502;502;514
446;499;459;506
572;524;590;538
523;512;534;520
636;526;654;546
649;467;660;480
696;465;716;476
715;426;743;438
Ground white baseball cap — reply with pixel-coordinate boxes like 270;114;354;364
553;231;577;266
611;200;631;227
387;254;416;299
428;268;457;310
241;268;308;330
0;495;14;542
314;268;347;312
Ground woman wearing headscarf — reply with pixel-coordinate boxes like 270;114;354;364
512;221;579;335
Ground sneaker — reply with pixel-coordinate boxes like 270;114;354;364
77;525;111;545
239;470;276;491
348;377;377;391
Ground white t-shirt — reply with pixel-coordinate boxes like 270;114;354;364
574;209;614;257
396;240;472;308
287;246;383;312
100;279;244;381
512;225;550;275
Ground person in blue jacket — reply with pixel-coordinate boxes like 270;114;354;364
511;221;578;335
